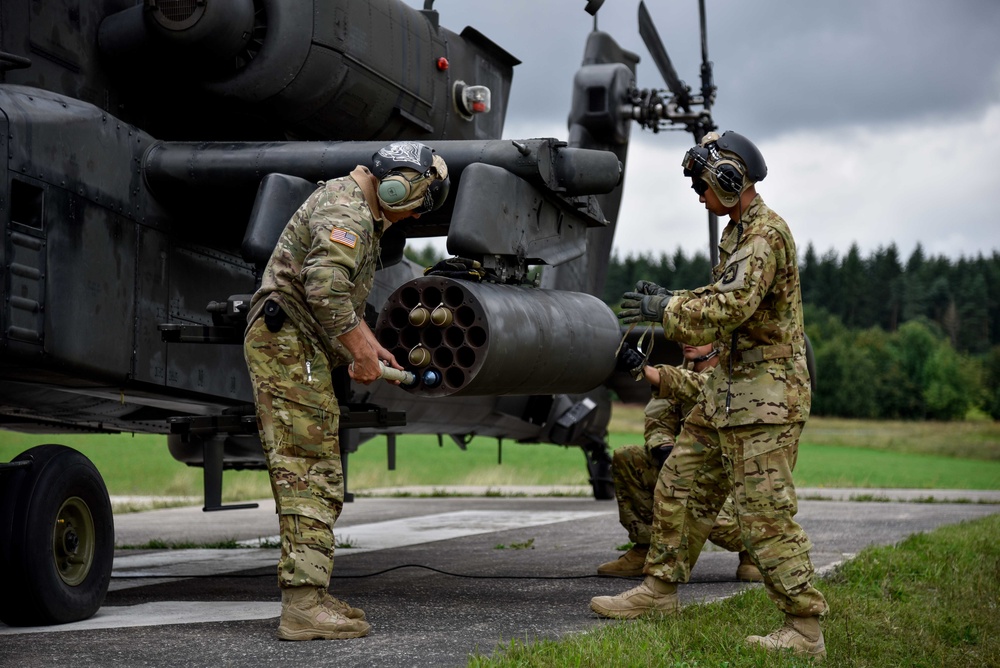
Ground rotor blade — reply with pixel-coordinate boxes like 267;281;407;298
638;0;690;110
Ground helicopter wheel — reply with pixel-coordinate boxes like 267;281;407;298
0;445;114;626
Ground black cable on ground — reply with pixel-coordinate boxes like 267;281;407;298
112;564;606;580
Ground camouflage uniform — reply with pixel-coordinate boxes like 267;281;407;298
612;363;742;553
244;166;382;589
645;196;827;618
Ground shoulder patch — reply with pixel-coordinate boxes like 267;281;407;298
716;244;754;293
330;227;358;248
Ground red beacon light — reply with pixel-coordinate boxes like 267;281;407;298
453;81;492;119
436;57;449;71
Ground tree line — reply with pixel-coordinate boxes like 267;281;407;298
602;242;1000;420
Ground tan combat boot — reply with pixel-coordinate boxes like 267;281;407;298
589;575;680;619
277;586;371;641
320;590;366;620
597;545;649;578
736;551;764;582
746;613;826;661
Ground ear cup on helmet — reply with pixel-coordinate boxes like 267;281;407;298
378;174;411;204
714;161;744;194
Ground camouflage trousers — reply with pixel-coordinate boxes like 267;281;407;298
244;317;344;589
645;406;828;617
611;444;742;552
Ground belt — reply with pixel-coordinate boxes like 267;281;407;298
739;341;804;364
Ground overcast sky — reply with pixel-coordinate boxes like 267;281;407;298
409;0;1000;263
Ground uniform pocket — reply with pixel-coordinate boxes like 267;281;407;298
272;394;341;459
719;364;790;428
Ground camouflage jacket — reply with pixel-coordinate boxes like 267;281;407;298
247;166;383;365
660;196;811;428
643;360;710;449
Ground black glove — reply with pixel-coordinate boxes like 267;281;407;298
635;280;671;297
424;257;488;281
618;291;670;325
651;444;673;468
615;342;646;376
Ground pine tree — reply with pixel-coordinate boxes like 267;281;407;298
840;244;868;328
869;244;904;331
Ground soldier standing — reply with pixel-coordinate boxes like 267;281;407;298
600;342;762;583
594;131;827;661
244;142;449;640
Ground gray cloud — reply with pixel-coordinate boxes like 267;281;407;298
412;1;1000;260
426;1;1000;137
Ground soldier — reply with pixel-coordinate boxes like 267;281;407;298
244;142;449;641
601;342;762;584
595;131;827;661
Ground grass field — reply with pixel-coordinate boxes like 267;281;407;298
470;514;1000;667
1;407;999;506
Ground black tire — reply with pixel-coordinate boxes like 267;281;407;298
0;445;114;626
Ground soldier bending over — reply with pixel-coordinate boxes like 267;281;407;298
244;142;449;641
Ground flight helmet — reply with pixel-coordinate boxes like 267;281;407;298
682;131;766;208
372;142;450;214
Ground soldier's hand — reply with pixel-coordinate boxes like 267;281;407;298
348;349;382;384
374;349;404;385
618;292;670;325
634;280;672;297
615;342;646;376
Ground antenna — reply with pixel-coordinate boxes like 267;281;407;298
585;0;604;30
698;0;716;118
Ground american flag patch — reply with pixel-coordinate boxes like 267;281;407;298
330;228;358;248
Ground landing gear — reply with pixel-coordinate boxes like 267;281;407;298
0;445;114;626
582;441;615;501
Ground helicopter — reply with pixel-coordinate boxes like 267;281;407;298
0;0;719;626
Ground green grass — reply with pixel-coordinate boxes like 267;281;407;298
120;538;245;550
0;431;270;501
2;411;999;507
801;417;1000;461
469;514;1000;667
792;443;1000;490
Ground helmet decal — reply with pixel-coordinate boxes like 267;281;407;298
375;142;427;171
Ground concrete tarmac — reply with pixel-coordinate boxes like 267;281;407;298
1;490;997;668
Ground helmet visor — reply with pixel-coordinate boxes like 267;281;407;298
413;176;450;214
691;178;709;196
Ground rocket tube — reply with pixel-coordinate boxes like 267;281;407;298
375;276;619;397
